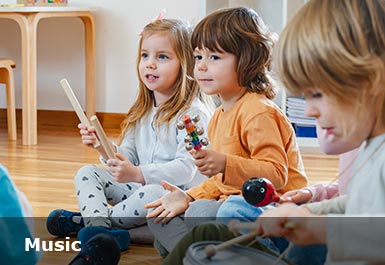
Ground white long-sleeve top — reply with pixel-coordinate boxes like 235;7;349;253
306;133;385;264
115;97;212;189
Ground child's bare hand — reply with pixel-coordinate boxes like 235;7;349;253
191;149;226;176
78;123;97;147
107;153;144;184
281;189;313;204
145;180;192;224
255;203;326;245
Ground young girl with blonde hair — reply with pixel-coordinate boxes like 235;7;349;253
47;18;213;251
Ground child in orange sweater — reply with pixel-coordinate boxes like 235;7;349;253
145;6;307;255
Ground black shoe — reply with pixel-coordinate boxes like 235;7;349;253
69;234;121;265
46;209;84;237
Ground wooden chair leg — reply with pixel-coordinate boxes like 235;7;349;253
0;65;17;141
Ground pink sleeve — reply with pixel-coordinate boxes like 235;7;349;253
306;148;359;202
306;182;339;202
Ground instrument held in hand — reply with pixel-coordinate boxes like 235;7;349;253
242;177;282;207
177;114;209;151
184;241;289;265
90;115;116;160
60;78;100;148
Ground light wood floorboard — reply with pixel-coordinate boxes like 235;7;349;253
0;124;338;264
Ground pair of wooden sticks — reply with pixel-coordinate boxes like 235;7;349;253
60;78;115;159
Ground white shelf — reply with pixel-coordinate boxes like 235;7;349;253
297;137;319;147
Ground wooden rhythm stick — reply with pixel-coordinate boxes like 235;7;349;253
204;230;261;258
89;115;116;160
204;220;295;258
228;219;295;233
60;78;100;148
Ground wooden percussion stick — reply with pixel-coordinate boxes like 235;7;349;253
60;78;100;148
204;230;261;258
90;115;116;160
228;219;295;233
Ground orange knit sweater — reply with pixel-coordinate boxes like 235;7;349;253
187;92;308;200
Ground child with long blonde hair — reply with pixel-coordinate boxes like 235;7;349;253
46;18;213;251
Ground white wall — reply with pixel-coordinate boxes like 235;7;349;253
0;0;303;114
0;0;206;113
205;0;288;33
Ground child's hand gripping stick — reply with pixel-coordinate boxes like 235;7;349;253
176;114;209;151
204;218;295;258
242;177;283;207
60;78;100;148
89;115;116;160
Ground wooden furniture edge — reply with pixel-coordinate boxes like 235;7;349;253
0;109;125;130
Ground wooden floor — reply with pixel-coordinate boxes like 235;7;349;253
0;124;339;264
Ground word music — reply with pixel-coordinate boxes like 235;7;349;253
25;237;81;252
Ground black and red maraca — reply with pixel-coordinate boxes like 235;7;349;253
242;177;282;207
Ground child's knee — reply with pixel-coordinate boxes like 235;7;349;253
192;222;234;242
132;184;167;206
138;184;166;198
185;199;220;218
217;195;267;220
74;164;99;182
217;195;246;217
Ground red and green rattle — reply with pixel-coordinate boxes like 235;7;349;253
177;114;209;151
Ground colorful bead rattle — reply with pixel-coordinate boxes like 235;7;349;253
242;177;283;207
176;114;209;151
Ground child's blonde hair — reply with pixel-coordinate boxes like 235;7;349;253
120;19;200;142
191;6;277;99
275;0;385;126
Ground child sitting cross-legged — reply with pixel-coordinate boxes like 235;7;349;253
46;17;213;252
144;6;308;256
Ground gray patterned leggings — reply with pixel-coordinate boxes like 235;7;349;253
74;164;167;229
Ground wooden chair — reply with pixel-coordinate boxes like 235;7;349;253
0;58;17;140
